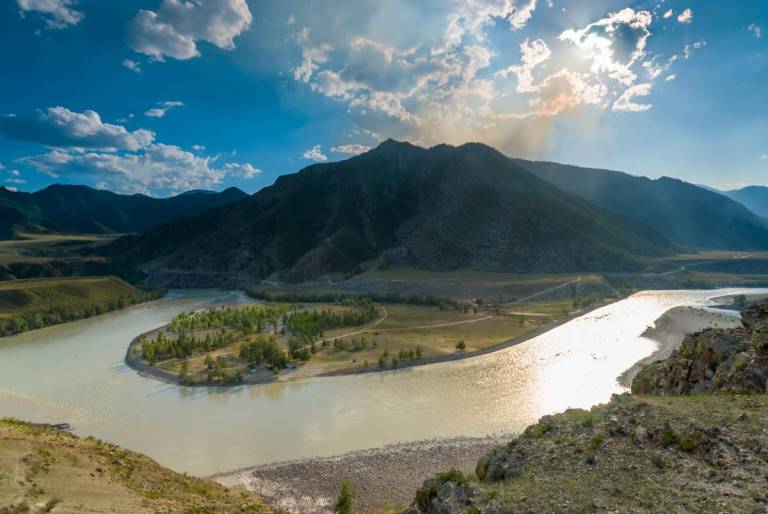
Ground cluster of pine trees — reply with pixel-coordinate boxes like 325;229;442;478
240;335;289;370
284;298;378;342
167;304;293;334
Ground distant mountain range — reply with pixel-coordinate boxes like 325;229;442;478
723;186;768;221
0;185;247;239
7;141;768;287
515;160;768;251
108;140;682;286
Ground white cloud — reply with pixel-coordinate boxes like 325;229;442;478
191;144;206;151
7;169;21;177
288;2;697;155
128;0;253;61
665;74;676;81
3;186;19;193
223;162;261;178
684;40;706;59
0;107;154;151
286;14;296;26
677;8;693;24
16;0;83;30
6;177;27;185
301;145;328;162
663;9;673;19
122;59;142;73
144;100;185;118
330;144;371;155
613;83;652;112
19;144;257;194
760;154;768;161
748;24;763;39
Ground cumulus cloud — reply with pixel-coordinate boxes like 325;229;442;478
122;59;142;73
301;145;327;162
677;8;693;24
16;0;83;30
19;144;258;194
330;144;371;155
663;9;673;19
223;162;261;178
748;24;763;39
144;101;185;118
287;2;698;155
665;74;676;81
128;0;253;61
0;107;154;151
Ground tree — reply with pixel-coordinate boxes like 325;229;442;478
334;481;354;514
179;360;189;385
456;340;466;351
734;294;748;309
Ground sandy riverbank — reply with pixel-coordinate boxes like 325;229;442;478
213;435;506;513
619;305;740;387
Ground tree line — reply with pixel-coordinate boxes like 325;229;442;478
0;289;164;338
248;289;472;312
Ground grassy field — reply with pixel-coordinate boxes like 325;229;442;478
0;233;118;265
0;277;159;337
0;418;279;513
0;277;139;317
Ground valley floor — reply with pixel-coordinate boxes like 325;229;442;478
214;303;738;513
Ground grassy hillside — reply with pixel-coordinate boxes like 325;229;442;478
405;393;768;513
0;418;279;513
0;277;161;337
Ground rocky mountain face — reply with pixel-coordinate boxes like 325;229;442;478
632;300;768;395
0;184;247;239
109;141;676;287
516;159;768;250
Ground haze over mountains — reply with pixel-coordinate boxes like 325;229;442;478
102;140;768;287
723;187;768;221
0;185;247;239
515;160;768;251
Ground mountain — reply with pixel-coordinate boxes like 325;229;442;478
108;140;675;287
0;185;248;239
724;186;768;220
515;159;768;250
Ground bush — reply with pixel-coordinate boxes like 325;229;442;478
334;481;354;514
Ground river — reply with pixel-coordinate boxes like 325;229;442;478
0;288;758;476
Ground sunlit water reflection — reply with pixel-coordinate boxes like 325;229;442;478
0;288;761;475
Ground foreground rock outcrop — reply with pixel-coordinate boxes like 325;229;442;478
632;299;768;395
405;393;768;513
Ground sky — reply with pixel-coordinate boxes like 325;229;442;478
0;0;765;196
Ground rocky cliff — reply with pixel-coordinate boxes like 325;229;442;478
632;300;768;395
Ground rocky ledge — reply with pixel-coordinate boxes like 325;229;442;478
632;300;768;395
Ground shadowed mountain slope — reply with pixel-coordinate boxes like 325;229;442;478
109;140;675;286
515;159;768;250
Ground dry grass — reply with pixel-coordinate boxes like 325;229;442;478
0;418;280;513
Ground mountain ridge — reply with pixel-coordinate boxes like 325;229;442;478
107;140;676;287
0;184;248;239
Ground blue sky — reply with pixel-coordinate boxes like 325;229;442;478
0;0;765;196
